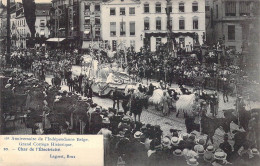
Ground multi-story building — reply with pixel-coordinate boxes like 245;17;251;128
211;0;260;53
0;1;6;53
12;3;51;48
15;3;30;48
101;0;143;52
140;0;206;52
35;3;52;44
49;0;69;39
79;0;102;49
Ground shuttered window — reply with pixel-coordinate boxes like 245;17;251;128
239;1;251;16
110;22;116;36
225;1;236;16
129;22;135;36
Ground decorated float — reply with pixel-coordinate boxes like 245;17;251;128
72;53;136;97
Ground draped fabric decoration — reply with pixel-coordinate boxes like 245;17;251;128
22;0;36;38
144;32;196;38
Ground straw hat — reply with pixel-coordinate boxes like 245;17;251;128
187;158;199;166
194;145;205;155
162;137;171;147
171;137;180;146
102;117;110;124
206;145;215;153
203;152;214;162
173;149;183;156
122;116;131;122
214;152;227;160
134;131;143;139
181;133;189;140
5;84;11;88
196;138;206;146
251;148;260;155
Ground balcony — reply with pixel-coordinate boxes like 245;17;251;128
95;24;101;28
84;11;91;16
221;14;257;22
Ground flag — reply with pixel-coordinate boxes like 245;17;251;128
22;0;36;38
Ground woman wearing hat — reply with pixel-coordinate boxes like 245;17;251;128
97;117;112;166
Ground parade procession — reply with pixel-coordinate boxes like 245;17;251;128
0;0;260;165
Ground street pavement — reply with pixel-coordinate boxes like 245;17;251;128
5;72;260;148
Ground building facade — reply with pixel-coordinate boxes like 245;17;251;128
9;3;51;48
140;0;206;52
49;0;69;39
0;2;6;53
79;0;102;49
34;3;51;45
101;0;143;52
210;0;259;53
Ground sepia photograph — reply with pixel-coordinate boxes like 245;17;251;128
0;0;260;165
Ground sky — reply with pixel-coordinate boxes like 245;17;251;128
2;0;52;5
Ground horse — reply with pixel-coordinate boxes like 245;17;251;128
130;95;145;122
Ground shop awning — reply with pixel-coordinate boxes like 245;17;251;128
46;38;66;42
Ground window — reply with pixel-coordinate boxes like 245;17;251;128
129;22;135;36
110;22;116;36
120;22;126;36
110;8;116;15
179;2;185;12
193;17;198;29
239;1;251;16
40;20;45;27
95;18;100;25
95;29;100;38
144;18;150;30
192;2;198;12
179;18;185;30
216;5;218;18
156;17;161;30
156;3;161;13
228;25;235;40
144;3;149;13
95;4;100;11
85;4;90;11
156;38;161;49
129;7;135;15
167;3;172;13
120;7;125;15
169;17;172;30
85;17;90;24
205;6;210;11
130;40;135;49
225;1;236;16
